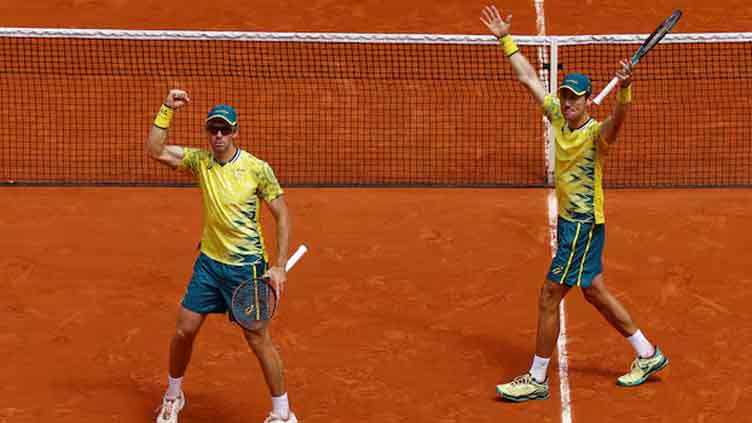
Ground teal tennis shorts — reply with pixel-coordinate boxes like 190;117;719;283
546;217;604;288
181;253;267;316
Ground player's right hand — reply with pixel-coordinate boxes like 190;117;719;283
480;5;512;39
263;266;287;300
164;89;190;109
616;59;634;88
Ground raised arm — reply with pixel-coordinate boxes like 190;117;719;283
145;89;191;168
481;5;547;105
600;60;633;145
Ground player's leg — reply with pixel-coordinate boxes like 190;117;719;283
581;274;637;337
157;307;206;422
219;258;297;423
582;276;668;386
531;279;572;382
169;306;207;384
243;323;286;396
574;224;636;336
497;217;588;402
578;219;668;387
157;253;228;423
495;280;570;402
535;280;572;359
243;323;297;423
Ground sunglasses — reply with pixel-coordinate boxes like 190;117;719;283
206;124;235;136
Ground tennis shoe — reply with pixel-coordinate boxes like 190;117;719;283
263;411;298;423
156;391;185;423
496;373;549;402
617;346;669;387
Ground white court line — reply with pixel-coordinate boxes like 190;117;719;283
549;193;573;423
534;0;573;422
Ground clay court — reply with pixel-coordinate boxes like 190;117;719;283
1;1;751;423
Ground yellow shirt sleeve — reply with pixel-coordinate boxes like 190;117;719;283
542;95;565;129
257;162;284;202
588;121;609;155
177;147;207;174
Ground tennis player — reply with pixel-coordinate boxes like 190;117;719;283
480;6;669;402
146;89;298;422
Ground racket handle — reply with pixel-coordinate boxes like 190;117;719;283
285;244;308;271
592;76;620;105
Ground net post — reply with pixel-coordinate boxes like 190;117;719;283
545;39;558;186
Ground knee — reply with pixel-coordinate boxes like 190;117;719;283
173;308;205;342
538;284;562;313
243;327;271;351
174;323;200;342
582;287;599;305
582;279;605;305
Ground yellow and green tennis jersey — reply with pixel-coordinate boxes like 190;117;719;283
543;95;609;224
177;147;284;266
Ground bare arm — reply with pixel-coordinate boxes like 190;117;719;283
600;60;633;145
481;5;547;105
264;195;292;297
145;89;191;168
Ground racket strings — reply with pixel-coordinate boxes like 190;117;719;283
636;10;683;62
232;278;278;326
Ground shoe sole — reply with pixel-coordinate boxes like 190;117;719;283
496;386;550;402
616;356;669;387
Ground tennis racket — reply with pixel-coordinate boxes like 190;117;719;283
592;10;682;105
231;244;308;331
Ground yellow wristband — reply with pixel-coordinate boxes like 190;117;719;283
153;104;175;129
617;85;632;104
500;34;519;57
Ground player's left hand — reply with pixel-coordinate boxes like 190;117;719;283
616;59;633;88
480;5;513;39
264;266;287;298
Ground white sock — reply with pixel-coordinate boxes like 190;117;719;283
271;393;290;419
166;375;183;399
627;329;655;358
529;355;551;383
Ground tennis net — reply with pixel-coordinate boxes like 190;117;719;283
0;29;749;187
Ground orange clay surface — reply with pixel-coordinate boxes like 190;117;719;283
2;188;751;423
1;2;752;423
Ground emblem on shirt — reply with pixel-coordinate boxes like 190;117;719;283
233;168;246;178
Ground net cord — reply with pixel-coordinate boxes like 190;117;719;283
0;27;751;45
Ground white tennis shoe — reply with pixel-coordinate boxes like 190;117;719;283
263;411;298;423
156;391;185;423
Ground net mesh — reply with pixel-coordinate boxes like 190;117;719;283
0;30;749;187
563;40;752;187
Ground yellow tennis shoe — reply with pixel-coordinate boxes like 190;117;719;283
617;346;669;387
496;373;550;402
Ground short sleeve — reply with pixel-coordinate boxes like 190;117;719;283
591;121;610;155
542;95;565;129
176;147;203;174
257;162;284;202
